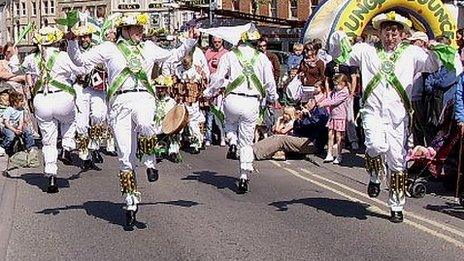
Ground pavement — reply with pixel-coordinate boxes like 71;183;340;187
1;147;464;260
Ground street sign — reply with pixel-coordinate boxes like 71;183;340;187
118;4;140;10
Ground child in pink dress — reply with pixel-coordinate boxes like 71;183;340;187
317;74;349;164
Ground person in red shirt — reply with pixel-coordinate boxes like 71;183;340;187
204;37;229;146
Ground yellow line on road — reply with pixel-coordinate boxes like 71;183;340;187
268;161;464;249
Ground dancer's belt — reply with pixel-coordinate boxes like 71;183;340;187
230;92;260;99
36;89;63;94
115;89;149;95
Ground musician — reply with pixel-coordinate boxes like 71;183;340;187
66;12;198;230
26;26;86;193
73;24;116;171
175;55;207;154
204;25;278;193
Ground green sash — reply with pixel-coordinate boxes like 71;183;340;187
33;51;76;96
362;42;413;120
224;48;265;98
107;40;154;98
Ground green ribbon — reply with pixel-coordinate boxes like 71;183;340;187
14;21;35;47
107;40;155;99
33;51;75;96
334;36;352;64
362;42;413;123
210;105;225;123
430;44;457;71
224;48;265;98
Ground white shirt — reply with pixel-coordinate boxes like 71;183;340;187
162;46;210;81
67;38;197;93
206;44;278;102
22;47;86;92
175;65;202;83
334;32;462;124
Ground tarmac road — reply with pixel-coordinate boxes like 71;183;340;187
1;147;464;260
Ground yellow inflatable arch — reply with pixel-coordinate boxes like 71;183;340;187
335;0;457;42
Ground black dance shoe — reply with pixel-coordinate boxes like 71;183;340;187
237;178;248;194
106;150;118;157
47;176;59;193
147;168;159;182
92;150;104;163
60;150;73;165
389;211;404;223
124;210;136;231
227;145;238;160
367;182;381;198
81;160;102;171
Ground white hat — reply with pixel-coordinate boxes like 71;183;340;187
372;11;412;30
114;12;149;28
33;26;64;46
407;31;429;42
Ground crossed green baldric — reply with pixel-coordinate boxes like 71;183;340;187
362;42;413;120
33;51;76;96
224;48;266;98
107;40;154;98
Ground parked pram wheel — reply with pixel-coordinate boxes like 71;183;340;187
411;182;427;198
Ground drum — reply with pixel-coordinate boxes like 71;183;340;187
162;105;189;135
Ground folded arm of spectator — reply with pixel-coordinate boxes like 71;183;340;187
454;74;464;123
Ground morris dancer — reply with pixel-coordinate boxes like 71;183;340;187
27;27;86;193
204;25;277;194
73;24;116;171
66;12;198;230
329;11;462;222
175;55;207;154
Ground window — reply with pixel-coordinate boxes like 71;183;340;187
182;12;189;24
290;0;297;18
270;0;277;17
32;2;37;16
14;3;20;16
43;1;49;14
21;2;26;16
163;13;170;29
232;0;239;11
251;0;258;15
50;0;55;14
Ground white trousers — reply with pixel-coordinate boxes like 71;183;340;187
362;100;408;212
186;102;205;149
108;92;157;170
34;92;76;175
75;87;108;135
223;95;259;172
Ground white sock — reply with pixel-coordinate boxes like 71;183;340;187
240;173;248;180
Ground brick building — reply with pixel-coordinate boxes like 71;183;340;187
221;0;319;22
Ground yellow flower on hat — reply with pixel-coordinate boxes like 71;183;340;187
240;30;261;42
115;12;149;28
33;26;64;45
372;11;412;30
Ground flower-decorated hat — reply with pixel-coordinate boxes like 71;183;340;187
72;24;99;37
114;12;150;28
240;25;261;42
33;26;64;45
372;11;412;30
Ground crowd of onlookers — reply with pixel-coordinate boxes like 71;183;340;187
2;27;464;179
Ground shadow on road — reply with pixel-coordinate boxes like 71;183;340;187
338;153;365;168
35;200;200;228
269;197;389;220
182;171;238;193
5;173;71;192
425;203;464;220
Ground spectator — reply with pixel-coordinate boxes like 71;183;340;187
252;98;329;160
0;44;25;85
204;36;228;146
408;31;430;146
258;38;281;83
1;92;36;154
318;74;349;164
286;43;304;71
455;74;464;135
273;106;296;135
313;38;332;65
0;90;9;156
299;42;325;93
